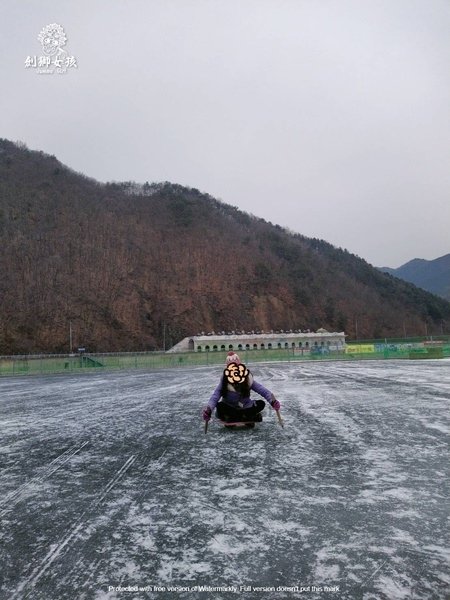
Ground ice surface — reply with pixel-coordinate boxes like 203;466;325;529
0;361;449;599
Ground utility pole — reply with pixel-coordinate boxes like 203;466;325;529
69;321;73;354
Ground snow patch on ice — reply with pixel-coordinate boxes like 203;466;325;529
422;544;450;562
381;487;414;502
376;574;413;599
208;533;268;556
417;420;450;435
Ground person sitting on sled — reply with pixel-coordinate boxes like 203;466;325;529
202;351;281;424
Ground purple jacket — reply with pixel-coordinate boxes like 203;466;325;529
207;375;273;410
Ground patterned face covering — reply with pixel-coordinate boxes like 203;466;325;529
224;362;249;384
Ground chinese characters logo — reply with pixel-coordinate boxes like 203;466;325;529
25;24;78;74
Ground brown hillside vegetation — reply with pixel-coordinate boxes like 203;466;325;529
1;139;449;353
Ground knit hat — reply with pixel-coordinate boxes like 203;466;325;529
225;351;241;365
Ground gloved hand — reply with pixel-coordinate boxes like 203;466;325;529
270;396;281;411
203;406;212;422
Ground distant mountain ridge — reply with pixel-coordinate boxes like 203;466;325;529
1;138;449;353
379;254;450;301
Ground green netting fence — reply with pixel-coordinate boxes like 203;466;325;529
0;341;449;377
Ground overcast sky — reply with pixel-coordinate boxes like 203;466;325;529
2;0;449;267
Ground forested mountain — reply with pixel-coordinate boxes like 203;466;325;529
379;255;450;301
1;138;449;353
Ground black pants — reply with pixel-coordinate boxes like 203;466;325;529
216;399;265;423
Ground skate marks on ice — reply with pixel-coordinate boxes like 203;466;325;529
0;440;89;517
0;362;449;599
0;373;176;599
10;454;138;599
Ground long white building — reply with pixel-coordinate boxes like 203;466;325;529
168;329;346;353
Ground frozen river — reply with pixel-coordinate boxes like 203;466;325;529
0;360;449;600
